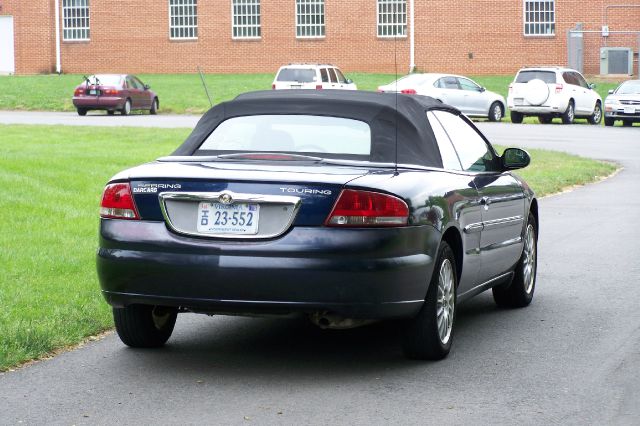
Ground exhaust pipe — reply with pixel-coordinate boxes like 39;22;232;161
309;312;377;330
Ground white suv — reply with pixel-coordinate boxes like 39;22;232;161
507;67;602;125
272;64;357;91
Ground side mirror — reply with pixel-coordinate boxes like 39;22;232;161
144;84;150;90
346;78;353;84
502;148;530;170
589;83;596;89
479;86;486;92
608;89;614;94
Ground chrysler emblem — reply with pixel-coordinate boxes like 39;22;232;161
218;193;233;204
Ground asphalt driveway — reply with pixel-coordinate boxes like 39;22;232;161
1;121;639;425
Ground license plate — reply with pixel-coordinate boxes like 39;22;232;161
197;202;259;235
514;98;524;106
89;89;99;95
624;107;636;114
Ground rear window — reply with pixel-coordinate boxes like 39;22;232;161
276;68;317;83
197;115;371;156
87;75;123;86
515;71;557;84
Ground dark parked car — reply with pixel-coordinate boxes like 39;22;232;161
72;74;159;116
97;90;538;360
604;79;640;127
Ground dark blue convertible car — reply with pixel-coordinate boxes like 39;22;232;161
97;90;538;360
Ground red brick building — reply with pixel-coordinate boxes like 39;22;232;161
1;0;639;76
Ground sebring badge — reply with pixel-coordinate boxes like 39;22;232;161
218;192;233;204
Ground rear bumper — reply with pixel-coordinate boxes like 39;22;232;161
72;96;125;109
97;219;440;319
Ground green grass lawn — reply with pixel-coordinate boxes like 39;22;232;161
0;73;622;117
0;124;618;371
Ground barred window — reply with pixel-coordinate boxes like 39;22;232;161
170;0;198;39
62;0;90;41
232;0;261;39
296;0;325;38
524;1;555;35
377;0;406;37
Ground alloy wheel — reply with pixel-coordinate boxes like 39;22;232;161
523;224;536;294
436;258;455;344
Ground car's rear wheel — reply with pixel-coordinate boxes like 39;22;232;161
150;97;159;115
538;115;552;124
77;108;87;116
561;101;575;124
488;102;503;122
604;117;615;127
403;242;456;360
493;212;537;308
113;305;178;348
510;110;524;124
121;99;132;116
588;102;602;125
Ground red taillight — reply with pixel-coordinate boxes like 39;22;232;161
325;189;409;227
316;85;323;90
74;88;83;96
400;89;417;94
100;183;140;220
103;88;119;95
272;83;276;90
555;84;563;93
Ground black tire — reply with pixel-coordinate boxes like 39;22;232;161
493;212;537;308
403;242;457;360
622;120;632;127
150;97;158;115
107;110;115;116
538;115;552;124
588;102;602;125
561;100;575;124
604;117;615;127
121;99;132;116
488;102;503;122
510;110;524;124
113;305;178;348
77;108;87;116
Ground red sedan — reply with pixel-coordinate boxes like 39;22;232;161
72;74;159;116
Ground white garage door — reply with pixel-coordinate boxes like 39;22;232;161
0;16;16;74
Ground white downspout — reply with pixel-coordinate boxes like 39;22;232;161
409;0;415;73
54;0;61;73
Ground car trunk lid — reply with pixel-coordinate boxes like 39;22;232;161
126;160;382;237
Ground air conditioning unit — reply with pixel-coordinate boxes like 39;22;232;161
600;47;633;75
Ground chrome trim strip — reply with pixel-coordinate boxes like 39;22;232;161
463;222;484;234
482;215;524;230
480;236;523;252
158;191;301;240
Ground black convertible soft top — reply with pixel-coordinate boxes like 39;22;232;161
173;90;461;168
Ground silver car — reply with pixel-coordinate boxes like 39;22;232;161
378;73;506;121
604;80;640;127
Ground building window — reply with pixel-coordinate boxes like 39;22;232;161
296;0;325;38
62;0;90;41
377;0;406;37
524;1;555;36
232;0;261;39
170;0;198;39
